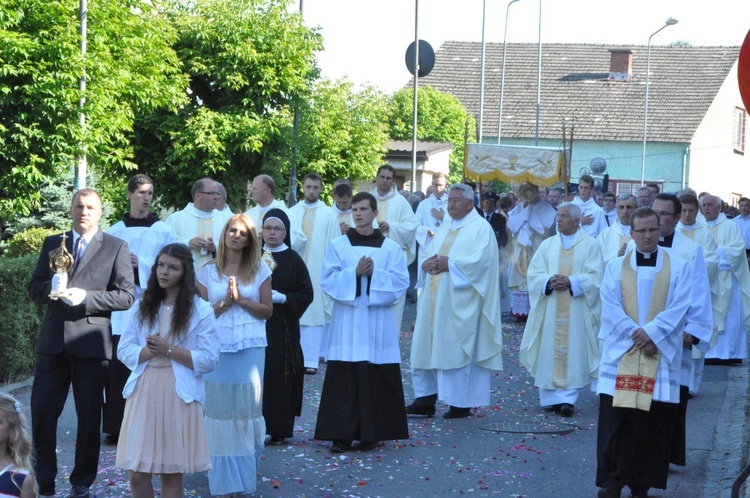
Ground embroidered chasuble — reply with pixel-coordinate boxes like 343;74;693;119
520;231;603;390
613;251;670;411
552;249;574;387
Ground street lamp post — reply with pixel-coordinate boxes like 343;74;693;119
641;17;678;186
497;0;521;145
478;0;488;143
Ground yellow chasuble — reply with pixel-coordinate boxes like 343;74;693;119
613;250;670;411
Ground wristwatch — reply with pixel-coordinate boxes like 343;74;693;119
220;299;230;310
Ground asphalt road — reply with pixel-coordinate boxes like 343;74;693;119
5;298;750;497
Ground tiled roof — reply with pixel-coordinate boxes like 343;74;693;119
388;140;453;158
410;42;740;143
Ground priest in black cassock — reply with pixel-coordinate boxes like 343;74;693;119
261;209;314;444
314;192;410;453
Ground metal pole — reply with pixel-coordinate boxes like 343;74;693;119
477;0;487;143
75;0;87;191
288;0;304;207
641;18;678;186
535;0;541;146
410;0;419;194
497;0;520;145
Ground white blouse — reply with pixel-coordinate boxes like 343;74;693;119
196;260;272;352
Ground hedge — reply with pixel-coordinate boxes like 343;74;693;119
0;254;45;383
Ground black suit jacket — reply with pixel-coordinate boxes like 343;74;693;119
28;230;135;360
480;211;508;249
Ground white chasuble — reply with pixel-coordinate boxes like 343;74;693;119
412;210;503;371
520;230;603;390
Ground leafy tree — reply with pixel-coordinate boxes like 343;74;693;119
133;0;323;211
0;0;188;226
294;78;390;201
387;85;476;184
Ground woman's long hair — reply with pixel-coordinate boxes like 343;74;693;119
139;243;197;339
215;213;261;285
0;392;36;494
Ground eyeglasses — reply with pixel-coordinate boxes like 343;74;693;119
447;198;470;204
199;191;221;197
262;226;285;233
632;228;660;235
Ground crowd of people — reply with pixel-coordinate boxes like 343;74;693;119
7;167;750;497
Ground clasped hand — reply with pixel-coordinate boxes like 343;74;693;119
422;254;447;275
356;256;374;276
632;328;658;357
146;333;168;356
549;274;570;291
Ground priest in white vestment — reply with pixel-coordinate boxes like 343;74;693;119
164;177;232;269
596;208;691;498
314;192;409;453
331;182;354;235
677;193;721;390
408;184;503;419
570;175;607;238
507;193;556;319
521;203;603;417
289;173;339;373
244;175;306;254
701;195;750;362
369;165;418;335
414;172;449;248
598;194;637;265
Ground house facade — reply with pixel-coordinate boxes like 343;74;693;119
412;42;748;203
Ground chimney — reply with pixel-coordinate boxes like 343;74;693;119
608;49;633;81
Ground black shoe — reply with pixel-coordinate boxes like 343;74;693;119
267;436;285;445
104;433;119;445
549;403;563;413
597;488;621;498
356;440;379;451
630;486;649;498
38;486;55;497
443;406;472;419
69;485;90;498
406;394;437;417
330;440;352;453
559;403;574;417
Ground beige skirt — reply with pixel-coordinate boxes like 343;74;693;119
116;362;210;474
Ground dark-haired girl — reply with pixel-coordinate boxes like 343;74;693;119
116;243;219;498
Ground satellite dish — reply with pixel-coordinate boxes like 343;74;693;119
405;40;435;77
590;157;607;175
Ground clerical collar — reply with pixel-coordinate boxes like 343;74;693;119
658;232;674;248
263;243;288;253
636;249;658;267
346;228;385;248
123;212;160;228
303;200;324;209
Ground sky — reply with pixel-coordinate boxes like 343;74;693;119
301;0;750;93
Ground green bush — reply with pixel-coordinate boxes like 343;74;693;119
0;254;44;383
2;227;58;258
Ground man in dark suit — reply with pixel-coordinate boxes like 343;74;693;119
480;192;508;249
28;188;135;498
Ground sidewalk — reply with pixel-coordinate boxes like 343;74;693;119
4;306;749;496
